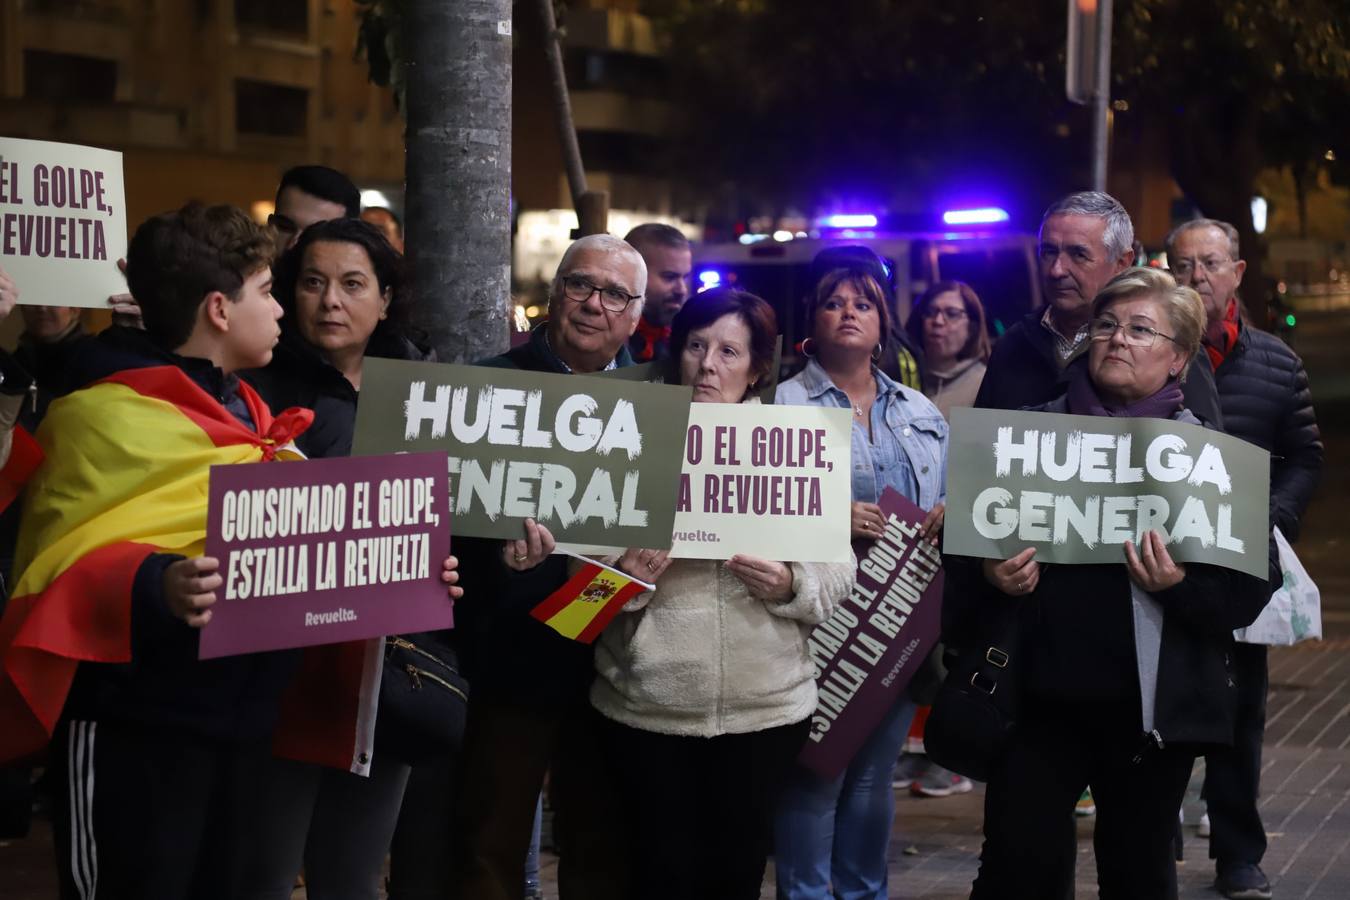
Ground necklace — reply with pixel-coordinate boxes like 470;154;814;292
853;404;864;417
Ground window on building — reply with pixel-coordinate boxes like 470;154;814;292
235;80;308;137
577;131;661;175
565;50;668;99
234;0;308;36
23;50;117;103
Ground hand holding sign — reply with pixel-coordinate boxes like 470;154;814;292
727;554;794;602
164;556;224;628
982;547;1041;597
503;518;557;571
1124;530;1186;592
442;555;464;600
0;265;16;319
917;503;945;546
615;547;673;583
107;258;143;329
851;501;886;540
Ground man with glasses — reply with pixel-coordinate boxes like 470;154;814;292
453;234;647;900
269;165;361;252
1167;218;1323;900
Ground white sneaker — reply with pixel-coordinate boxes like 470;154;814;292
1199;812;1211;838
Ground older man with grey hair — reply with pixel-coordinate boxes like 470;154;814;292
451;233;647;900
1168;217;1323;900
974;190;1136;410
974;191;1222;426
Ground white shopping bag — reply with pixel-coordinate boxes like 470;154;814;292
1234;527;1322;646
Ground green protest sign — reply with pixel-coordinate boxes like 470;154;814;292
944;407;1270;578
352;358;693;546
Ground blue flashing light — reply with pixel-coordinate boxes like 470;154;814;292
697;270;722;292
820;213;879;229
942;207;1010;226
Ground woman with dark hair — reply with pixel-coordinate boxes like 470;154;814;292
773;267;948;900
590;287;854;899
248;217;428;458
905;280;991;419
240;218;440;900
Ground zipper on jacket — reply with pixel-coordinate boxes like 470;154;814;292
390;636;456;671
404;663;468;702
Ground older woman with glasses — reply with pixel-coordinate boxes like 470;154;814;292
905;281;991;420
590;288;855;900
944;267;1268;899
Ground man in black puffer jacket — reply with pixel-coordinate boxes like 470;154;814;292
1169;218;1324;900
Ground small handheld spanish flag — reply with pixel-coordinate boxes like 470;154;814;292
530;554;654;644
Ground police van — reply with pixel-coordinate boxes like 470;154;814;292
691;229;1043;369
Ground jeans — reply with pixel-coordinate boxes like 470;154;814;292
773;696;918;900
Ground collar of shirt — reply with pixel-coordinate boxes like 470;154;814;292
797;357;906;406
1040;306;1090;362
541;328;618;374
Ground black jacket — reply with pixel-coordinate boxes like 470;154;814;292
454;326;636;706
1210;323;1323;586
943;555;1265;748
57;327;301;744
942;398;1268;748
974;311;1224;429
243;325;434;460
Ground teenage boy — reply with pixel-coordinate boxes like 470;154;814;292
1;204;318;899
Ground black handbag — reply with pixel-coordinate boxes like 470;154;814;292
924;618;1021;783
375;632;470;764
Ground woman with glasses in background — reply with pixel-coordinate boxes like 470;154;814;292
905;281;991;420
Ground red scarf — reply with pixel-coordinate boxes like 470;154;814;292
633;317;671;362
1204;297;1241;371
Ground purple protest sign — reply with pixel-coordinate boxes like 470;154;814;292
199;451;453;659
797;487;944;780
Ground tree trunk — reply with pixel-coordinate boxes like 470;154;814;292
403;0;513;363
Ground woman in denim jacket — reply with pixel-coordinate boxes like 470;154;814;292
773;262;948;900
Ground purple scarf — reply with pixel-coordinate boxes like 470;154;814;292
1066;364;1184;419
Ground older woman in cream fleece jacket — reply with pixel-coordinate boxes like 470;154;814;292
589;288;854;900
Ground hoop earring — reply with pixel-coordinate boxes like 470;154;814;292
871;343;883;362
1168;368;1178;378
801;337;817;358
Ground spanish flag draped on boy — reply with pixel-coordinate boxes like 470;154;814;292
0;363;334;764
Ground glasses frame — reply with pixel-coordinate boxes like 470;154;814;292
1169;256;1232;278
921;306;969;322
1089;316;1179;350
560;274;642;314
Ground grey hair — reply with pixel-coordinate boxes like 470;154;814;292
1164;218;1241;261
1090;266;1205;371
1042;191;1135;262
551;234;648;317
